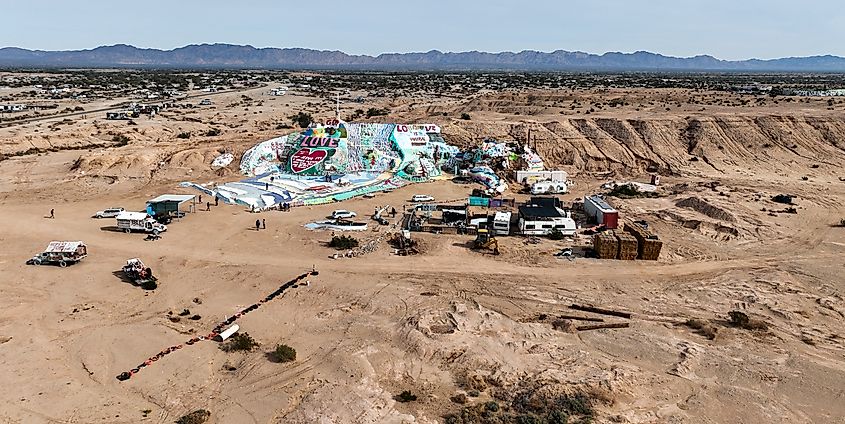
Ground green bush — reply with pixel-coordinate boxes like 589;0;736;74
328;235;359;250
271;344;296;363
219;332;259;352
175;409;210;424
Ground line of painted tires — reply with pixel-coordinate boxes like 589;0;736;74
116;270;317;381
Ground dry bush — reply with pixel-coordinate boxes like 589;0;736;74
685;318;719;340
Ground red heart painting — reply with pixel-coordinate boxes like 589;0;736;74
290;148;328;173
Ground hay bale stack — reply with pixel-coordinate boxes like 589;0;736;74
624;222;663;260
615;232;638;260
593;231;619;259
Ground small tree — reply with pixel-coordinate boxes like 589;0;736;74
289;112;312;128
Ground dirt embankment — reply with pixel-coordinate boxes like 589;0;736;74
444;116;845;177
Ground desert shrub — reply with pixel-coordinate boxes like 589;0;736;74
467;389;480;397
451;393;468;404
607;184;660;199
176;131;191;139
111;134;130;145
366;108;389;118
271;344;296;363
728;311;768;330
175;409;210;424
219;332;259;352
771;194;794;204
328;235;359;250
289;111;312;128
460;113;471;120
685;318;718;340
548;229;565;240
205;128;221;137
395;390;417;403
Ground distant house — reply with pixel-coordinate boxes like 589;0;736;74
106;111;137;120
517;197;576;236
0;104;26;112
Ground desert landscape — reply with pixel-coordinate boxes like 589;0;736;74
1;70;845;424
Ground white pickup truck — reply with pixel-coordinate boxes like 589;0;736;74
116;212;167;234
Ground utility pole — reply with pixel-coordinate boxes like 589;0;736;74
335;93;341;120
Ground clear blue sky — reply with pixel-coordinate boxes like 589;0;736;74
2;0;842;60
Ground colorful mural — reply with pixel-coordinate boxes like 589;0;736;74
195;121;458;210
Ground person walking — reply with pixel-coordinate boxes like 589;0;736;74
255;219;261;231
199;195;202;203
262;219;266;229
206;202;211;211
49;208;55;219
214;196;219;206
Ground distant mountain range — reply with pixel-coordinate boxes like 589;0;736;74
1;44;845;71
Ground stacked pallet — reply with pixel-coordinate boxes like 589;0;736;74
593;232;619;259
624;222;663;260
615;232;639;260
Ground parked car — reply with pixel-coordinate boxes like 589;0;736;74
330;210;357;219
411;194;435;202
93;207;124;218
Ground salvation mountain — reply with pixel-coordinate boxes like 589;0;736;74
1;44;845;71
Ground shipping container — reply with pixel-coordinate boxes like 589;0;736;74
583;195;619;229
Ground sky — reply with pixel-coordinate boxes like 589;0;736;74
2;0;842;60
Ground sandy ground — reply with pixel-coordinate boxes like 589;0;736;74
1;81;845;423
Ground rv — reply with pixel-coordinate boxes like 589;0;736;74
116;212;167;234
491;211;512;236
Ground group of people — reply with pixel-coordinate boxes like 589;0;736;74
255;219;266;231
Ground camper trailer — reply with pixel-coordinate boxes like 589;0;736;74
27;241;87;267
530;181;569;195
116;212;167;234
